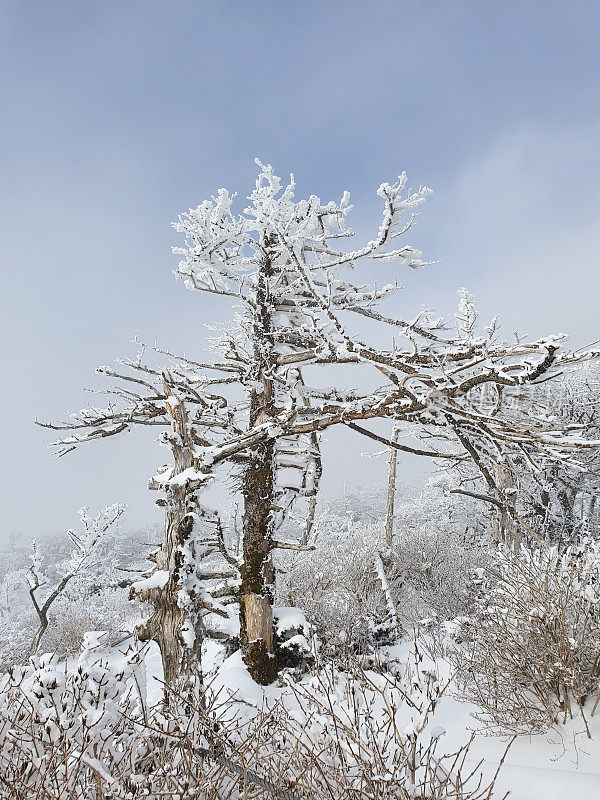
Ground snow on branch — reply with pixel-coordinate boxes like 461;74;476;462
26;503;126;656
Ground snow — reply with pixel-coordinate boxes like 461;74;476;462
273;606;309;636
210;650;282;710
141;641;164;708
166;467;214;487
195;637;600;800
374;552;399;629
81;630;109;651
491;762;600;800
130;570;169;593
378;642;600;800
180;619;196;648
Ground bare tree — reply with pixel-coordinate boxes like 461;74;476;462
26;504;125;657
41;161;599;685
38;346;241;689
385;424;400;548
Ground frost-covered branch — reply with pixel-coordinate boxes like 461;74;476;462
26;503;126;656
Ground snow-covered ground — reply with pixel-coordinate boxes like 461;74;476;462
436;692;600;800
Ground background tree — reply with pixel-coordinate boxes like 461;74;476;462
449;361;600;547
26;504;125;656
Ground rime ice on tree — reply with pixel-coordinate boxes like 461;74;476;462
40;160;600;685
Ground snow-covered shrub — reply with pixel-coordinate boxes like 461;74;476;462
39;585;133;656
388;525;488;625
454;541;600;734
0;583;131;670
0;571;32;669
277;512;388;657
273;652;508;800
0;633;147;798
131;643;508;800
0;631;509;799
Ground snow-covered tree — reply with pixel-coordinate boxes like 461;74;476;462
41;160;598;685
26;503;125;656
38;345;241;689
448;362;600;547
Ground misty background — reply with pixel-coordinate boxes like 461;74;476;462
1;0;599;541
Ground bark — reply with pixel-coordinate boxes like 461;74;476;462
28;571;75;658
588;492;598;529
301;443;321;547
297;371;323;547
557;486;578;539
240;249;278;685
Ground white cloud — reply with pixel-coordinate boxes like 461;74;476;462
433;122;600;346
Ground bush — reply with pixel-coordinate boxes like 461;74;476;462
453;541;600;734
0;634;147;798
0;633;509;799
276;514;390;657
387;526;488;625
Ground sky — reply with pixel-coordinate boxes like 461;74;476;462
2;0;600;540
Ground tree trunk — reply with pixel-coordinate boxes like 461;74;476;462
133;392;204;690
136;502;199;688
377;424;399;635
491;462;519;549
558;486;578;540
385;425;399;549
28;613;48;658
240;251;278;685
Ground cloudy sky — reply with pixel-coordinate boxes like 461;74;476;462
2;0;600;539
